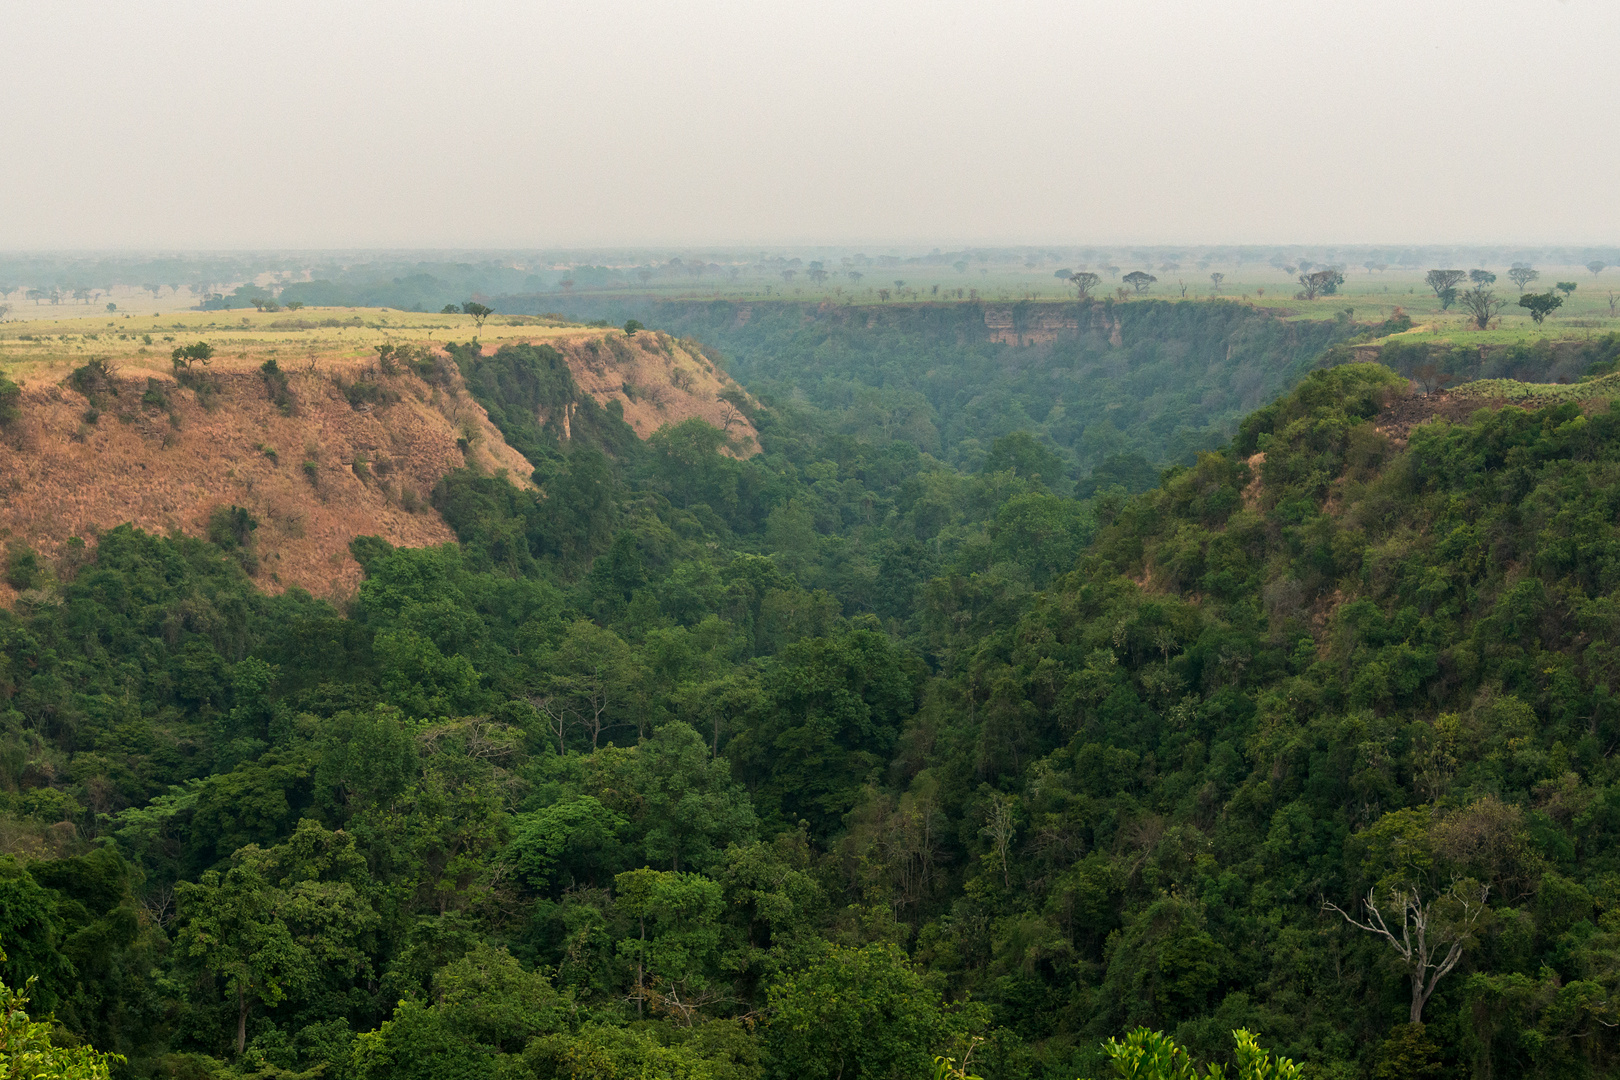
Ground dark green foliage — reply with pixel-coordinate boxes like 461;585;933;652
206;505;257;551
140;378;168;411
1079;452;1160;497
69;357;117;399
207;505;259;573
4;542;43;589
343;377;390;410
765;942;977;1080
449;341;584;464
259;358;293;415
0;372;21;426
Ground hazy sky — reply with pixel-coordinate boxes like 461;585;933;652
4;0;1617;249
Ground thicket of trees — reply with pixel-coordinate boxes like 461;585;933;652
6;325;1620;1077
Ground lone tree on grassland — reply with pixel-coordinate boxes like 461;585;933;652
1556;281;1578;297
460;302;493;331
1520;291;1564;324
1588;260;1607;277
1469;269;1496;286
1458;286;1505;330
1508;265;1540;292
1069;271;1101;299
1122;270;1157;293
1209;271;1225;293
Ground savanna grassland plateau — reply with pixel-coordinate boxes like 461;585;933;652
6;246;1620;1080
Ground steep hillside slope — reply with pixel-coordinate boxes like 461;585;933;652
0;359;520;600
0;311;756;600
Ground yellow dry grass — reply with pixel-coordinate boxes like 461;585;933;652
0;307;582;382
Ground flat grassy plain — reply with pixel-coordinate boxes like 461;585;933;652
7;266;1617;382
0;308;588;383
517;264;1620;343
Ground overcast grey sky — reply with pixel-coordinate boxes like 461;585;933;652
3;0;1616;249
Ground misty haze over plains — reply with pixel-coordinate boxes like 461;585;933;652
2;0;1617;249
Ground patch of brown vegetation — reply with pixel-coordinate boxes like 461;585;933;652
1241;452;1265;510
1373;385;1492;447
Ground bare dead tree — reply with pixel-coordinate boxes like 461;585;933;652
530;695;572;756
1324;882;1488;1024
1457;286;1505;330
140;884;176;928
980;795;1017;888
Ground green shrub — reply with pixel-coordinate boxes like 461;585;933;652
207;504;260;573
0;373;20;426
343;380;389;410
260;359;293;415
4;543;42;590
69;357;116;397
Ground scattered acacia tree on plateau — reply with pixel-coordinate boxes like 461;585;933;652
1069;271;1101;299
1425;269;1466;309
1588;260;1607;277
1122;270;1157;293
1297;269;1344;300
461;301;493;330
1469;269;1496;286
1508;264;1540;292
1209;271;1225;293
170;341;214;370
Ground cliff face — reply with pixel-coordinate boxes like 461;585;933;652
0;312;755;603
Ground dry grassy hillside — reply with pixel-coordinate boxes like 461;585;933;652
0;309;758;602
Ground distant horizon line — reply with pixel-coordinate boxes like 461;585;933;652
5;241;1620;256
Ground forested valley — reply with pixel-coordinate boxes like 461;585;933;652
7;303;1620;1079
506;297;1406;494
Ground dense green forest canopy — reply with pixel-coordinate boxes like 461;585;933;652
7;317;1620;1077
